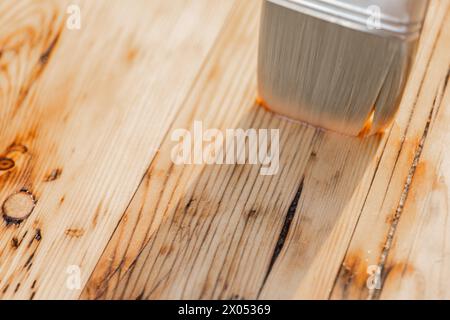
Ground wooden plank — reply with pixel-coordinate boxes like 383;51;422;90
83;0;448;300
378;66;450;300
0;0;235;299
331;2;450;300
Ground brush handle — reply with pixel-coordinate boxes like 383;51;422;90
267;0;429;39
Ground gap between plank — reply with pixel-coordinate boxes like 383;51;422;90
329;14;448;299
372;68;450;300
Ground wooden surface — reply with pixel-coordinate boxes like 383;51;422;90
0;0;449;300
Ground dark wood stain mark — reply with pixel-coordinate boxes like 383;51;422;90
31;280;37;289
92;203;102;227
338;252;369;297
35;228;42;241
44;168;62;182
247;208;258;219
21;230;29;242
0;157;15;171
135;290;145;300
258;177;305;295
331;170;342;184
65;228;85;238
11;237;19;249
185;197;195;211
39;33;60;65
444;67;450;89
20;187;30;193
14;283;21;293
29;291;36;300
24;252;35;270
23;128;38;142
7;143;28;154
159;245;173;256
2;284;9;294
28;230;40;248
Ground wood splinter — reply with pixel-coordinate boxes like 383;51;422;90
2;190;37;225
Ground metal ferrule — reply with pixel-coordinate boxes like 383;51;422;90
267;0;429;40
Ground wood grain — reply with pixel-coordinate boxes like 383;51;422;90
0;0;235;299
379;71;450;300
1;0;449;300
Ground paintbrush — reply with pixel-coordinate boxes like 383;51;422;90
258;0;429;136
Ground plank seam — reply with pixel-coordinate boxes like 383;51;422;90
329;8;447;298
372;72;449;299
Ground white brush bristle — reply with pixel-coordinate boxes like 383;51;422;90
258;1;417;136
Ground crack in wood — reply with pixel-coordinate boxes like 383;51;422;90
39;34;60;65
444;67;450;89
258;177;305;296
